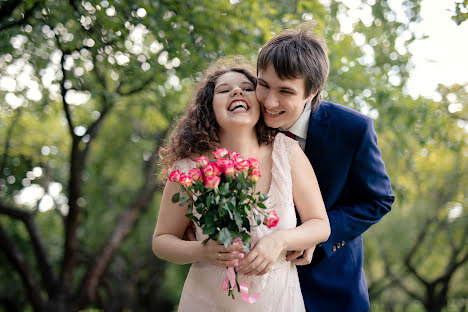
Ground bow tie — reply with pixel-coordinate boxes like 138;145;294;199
281;131;297;140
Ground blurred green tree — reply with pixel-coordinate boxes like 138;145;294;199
451;0;468;25
0;0;284;310
1;0;466;311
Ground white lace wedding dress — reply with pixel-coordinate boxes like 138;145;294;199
176;133;305;312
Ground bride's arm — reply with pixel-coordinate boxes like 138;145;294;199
237;143;330;275
277;142;330;250
152;180;243;266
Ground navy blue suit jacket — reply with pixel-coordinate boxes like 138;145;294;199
297;101;394;312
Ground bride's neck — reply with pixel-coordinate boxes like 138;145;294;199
218;128;259;158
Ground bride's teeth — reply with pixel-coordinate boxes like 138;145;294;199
229;101;249;111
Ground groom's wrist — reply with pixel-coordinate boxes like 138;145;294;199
311;243;326;265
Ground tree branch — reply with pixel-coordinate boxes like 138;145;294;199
56;38;76;137
0;0;42;32
76;131;167;307
0;223;44;310
0;108;22;179
0;202;58;296
82;100;111;160
404;216;436;287
0;0;23;21
81;57;112;166
391;270;425;302
59;137;83;291
55;34;87;293
117;75;156;96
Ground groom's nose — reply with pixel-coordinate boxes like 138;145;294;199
262;92;280;109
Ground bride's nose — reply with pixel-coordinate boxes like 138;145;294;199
230;87;244;97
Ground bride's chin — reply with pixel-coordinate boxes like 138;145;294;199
219;121;257;133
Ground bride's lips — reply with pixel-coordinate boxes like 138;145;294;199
227;99;250;114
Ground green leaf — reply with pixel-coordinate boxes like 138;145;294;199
257;202;266;209
202;224;216;235
206;194;213;209
179;193;189;206
219;228;233;247
185;214;199;223
196;203;204;214
234;211;243;230
219;182;230;195
240;233;252;253
171;192;180;203
226;206;234;220
259;193;269;202
255;214;262;226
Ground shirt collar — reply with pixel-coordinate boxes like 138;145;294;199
283;101;311;140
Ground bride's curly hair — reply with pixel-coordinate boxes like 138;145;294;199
159;56;277;178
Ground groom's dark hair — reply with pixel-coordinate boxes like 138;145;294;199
257;21;329;112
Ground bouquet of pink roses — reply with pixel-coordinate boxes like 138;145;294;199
168;148;279;301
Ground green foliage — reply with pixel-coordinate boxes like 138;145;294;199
0;0;467;310
451;0;468;25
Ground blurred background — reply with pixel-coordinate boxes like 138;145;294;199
0;0;466;311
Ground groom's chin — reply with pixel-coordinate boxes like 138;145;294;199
263;118;282;129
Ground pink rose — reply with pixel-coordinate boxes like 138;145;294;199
264;211;279;228
230;151;240;162
168;170;181;182
248;169;261;183
224;162;236;176
179;174;193;188
205;175;221;189
216;158;231;169
213;148;229;159
248;158;259;170
195;156;209;168
203;162;222;177
189;168;203;182
236;159;250;172
232;156;244;166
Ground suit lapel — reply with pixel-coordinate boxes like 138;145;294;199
305;102;329;155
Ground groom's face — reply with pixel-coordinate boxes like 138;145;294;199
256;64;314;129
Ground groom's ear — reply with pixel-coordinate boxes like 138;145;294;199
305;90;318;103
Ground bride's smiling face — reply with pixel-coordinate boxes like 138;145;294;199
212;71;260;132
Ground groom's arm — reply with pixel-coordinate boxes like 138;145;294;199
314;117;394;262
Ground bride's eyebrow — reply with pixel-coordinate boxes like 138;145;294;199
241;81;254;87
214;83;229;91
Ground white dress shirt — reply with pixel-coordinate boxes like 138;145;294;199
282;101;311;151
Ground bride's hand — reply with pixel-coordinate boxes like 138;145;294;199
237;233;284;276
198;239;245;267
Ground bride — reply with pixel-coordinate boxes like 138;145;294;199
152;56;330;311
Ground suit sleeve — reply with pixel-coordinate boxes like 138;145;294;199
319;117;395;259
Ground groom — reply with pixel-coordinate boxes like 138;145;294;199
250;22;394;311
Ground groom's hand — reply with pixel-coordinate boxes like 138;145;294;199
286;246;316;266
286;250;304;261
182;221;196;241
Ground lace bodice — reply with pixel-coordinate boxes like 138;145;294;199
176;133;305;312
